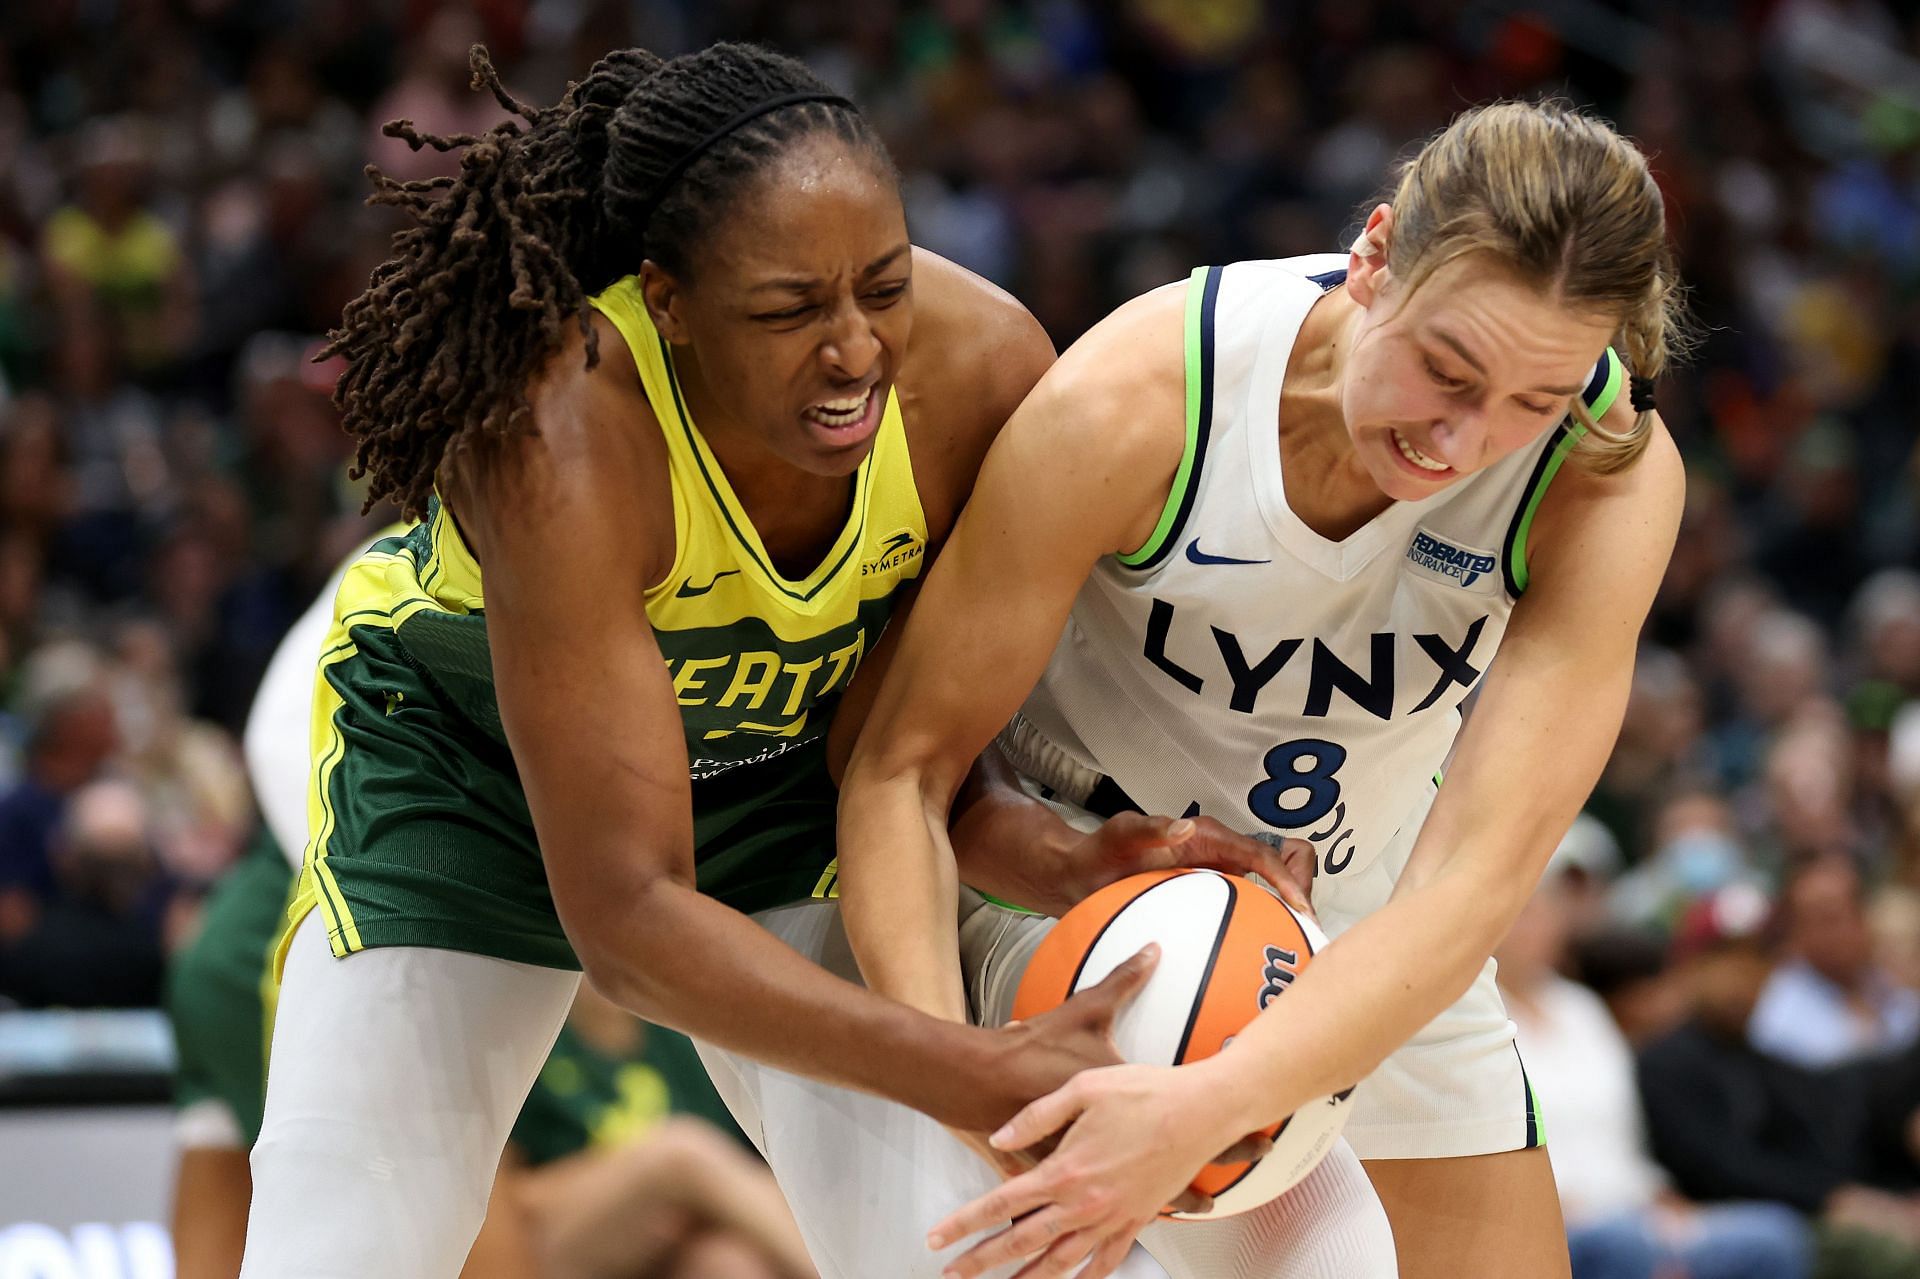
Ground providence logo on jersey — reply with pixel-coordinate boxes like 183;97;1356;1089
1405;529;1498;592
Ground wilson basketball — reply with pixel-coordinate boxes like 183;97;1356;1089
1011;868;1355;1220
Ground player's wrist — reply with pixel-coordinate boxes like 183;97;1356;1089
1031;822;1091;910
910;1019;1029;1131
957;801;1080;916
1196;1039;1321;1139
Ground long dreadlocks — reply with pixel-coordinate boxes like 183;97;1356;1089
322;43;891;519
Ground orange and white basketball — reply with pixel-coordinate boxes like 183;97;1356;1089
1011;868;1355;1220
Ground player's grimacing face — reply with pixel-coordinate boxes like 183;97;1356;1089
1340;254;1618;501
667;136;912;478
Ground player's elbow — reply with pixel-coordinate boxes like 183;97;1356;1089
571;937;651;1020
843;727;967;818
579;961;661;1023
558;872;685;1023
1455;867;1537;967
1402;852;1536;984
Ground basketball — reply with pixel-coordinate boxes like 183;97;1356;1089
1011;868;1356;1221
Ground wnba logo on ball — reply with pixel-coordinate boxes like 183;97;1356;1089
1257;944;1299;1009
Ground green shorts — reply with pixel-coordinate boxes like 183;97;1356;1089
289;602;840;973
167;830;293;1146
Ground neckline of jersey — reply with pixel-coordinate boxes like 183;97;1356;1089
656;336;877;604
1244;266;1444;583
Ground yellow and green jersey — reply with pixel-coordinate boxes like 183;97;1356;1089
286;276;928;970
593;277;928;778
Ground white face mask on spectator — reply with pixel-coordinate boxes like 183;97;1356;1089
1666;833;1747;896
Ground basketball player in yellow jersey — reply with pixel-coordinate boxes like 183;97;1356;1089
241;44;1303;1279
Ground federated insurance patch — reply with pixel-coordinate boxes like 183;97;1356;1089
1404;528;1500;593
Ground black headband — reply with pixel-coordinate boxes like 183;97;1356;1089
641;91;855;227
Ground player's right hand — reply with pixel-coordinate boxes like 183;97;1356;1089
932;1057;1259;1278
977;941;1159;1131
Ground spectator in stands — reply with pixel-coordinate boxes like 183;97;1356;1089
364;8;508;186
1586;648;1712;857
0;394;70;548
1894;706;1920;883
1717;610;1833;798
1849;570;1920;705
1575;927;1691;1050
0;677;119;911
1549;813;1624;938
1760;703;1862;864
44;310;170;601
38;116;195;378
109;616;251;886
1501;863;1812;1279
1609;790;1761;934
1638;884;1920;1270
0;777;170;1007
1757;424;1872;627
1751;855;1920;1069
1870;885;1920;994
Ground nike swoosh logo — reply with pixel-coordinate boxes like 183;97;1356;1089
674;570;741;599
1185;540;1270;566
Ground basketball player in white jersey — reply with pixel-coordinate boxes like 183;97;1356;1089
836;100;1688;1278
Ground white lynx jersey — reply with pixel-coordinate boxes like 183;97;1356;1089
1011;256;1625;886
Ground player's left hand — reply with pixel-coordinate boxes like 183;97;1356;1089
927;1060;1256;1279
1048;813;1317;921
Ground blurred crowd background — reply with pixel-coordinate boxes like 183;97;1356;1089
1;0;1919;1276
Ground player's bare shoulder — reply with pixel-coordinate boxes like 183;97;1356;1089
893;248;1056;538
444;311;674;582
1032;276;1188;459
1525;390;1685;586
522;312;655;462
1008;277;1192;537
934;274;1193;563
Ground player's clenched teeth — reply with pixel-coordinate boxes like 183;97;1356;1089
1392;429;1450;473
803;388;874;427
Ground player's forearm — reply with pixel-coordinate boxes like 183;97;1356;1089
836;764;970;1021
578;876;1003;1128
1208;856;1525;1131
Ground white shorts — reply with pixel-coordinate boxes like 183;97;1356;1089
1011;775;1541;1163
694;898;1171;1279
1313;779;1540;1160
698;896;1397;1279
